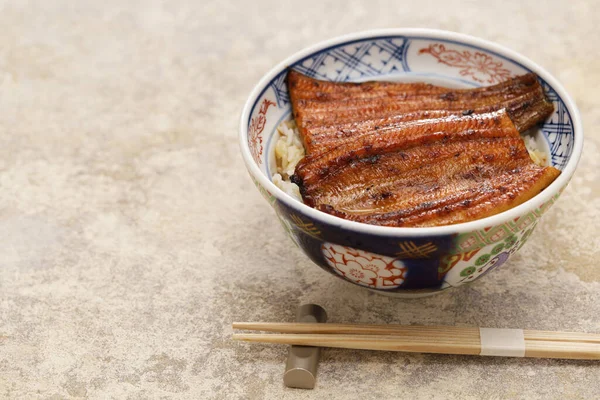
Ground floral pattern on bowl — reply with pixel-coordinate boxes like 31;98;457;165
322;243;407;289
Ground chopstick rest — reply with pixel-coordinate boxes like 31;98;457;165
283;304;327;389
479;328;525;357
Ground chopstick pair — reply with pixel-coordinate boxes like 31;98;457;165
233;322;600;360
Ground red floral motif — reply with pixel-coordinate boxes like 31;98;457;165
321;243;407;289
249;98;276;164
419;44;513;84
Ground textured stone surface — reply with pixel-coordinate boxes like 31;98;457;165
0;0;599;398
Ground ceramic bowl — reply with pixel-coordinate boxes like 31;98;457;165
239;29;582;297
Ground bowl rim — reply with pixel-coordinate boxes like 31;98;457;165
239;28;583;237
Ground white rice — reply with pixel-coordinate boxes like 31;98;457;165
271;121;548;202
272;120;304;200
524;134;548;166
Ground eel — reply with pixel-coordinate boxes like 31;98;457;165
291;110;561;227
287;70;554;155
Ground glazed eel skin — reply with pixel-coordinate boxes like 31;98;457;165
288;70;554;155
291;110;561;227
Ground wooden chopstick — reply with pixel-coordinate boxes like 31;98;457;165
232;322;600;360
232;322;600;343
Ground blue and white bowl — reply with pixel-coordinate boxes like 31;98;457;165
239;29;583;297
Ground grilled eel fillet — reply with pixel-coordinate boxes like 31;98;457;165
287;70;554;155
291;111;560;227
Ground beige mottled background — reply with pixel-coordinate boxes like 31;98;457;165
0;0;599;399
